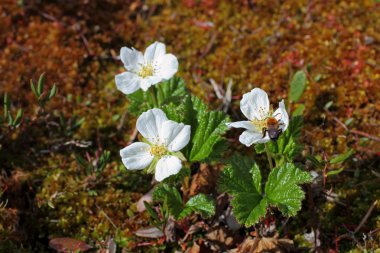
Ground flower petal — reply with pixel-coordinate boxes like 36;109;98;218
120;47;144;71
144;42;166;63
137;109;168;143
273;99;289;131
227;121;255;131
155;54;179;80
159;120;191;152
140;76;162;91
115;72;141;95
239;130;269;146
120;142;154;170
155;156;182;182
240;88;270;121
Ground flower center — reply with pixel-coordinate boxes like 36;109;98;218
251;118;268;132
257;106;268;119
138;64;154;78
150;145;167;156
251;106;274;131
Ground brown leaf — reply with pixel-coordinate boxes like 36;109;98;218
49;237;92;253
205;226;243;251
185;240;214;253
185;241;200;253
232;234;294;253
106;238;117;253
189;164;221;197
134;227;164;238
180;221;207;243
164;216;177;243
136;188;154;213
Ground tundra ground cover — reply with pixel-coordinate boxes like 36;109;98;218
0;1;379;252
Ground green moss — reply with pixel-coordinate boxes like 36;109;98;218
0;0;379;251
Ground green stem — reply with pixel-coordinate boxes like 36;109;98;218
149;87;158;107
275;157;285;167
265;143;274;170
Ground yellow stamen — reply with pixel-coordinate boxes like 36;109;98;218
251;106;274;131
251;119;267;132
150;145;167;156
138;64;154;78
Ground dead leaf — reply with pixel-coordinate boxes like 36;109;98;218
185;239;214;253
231;234;294;253
185;241;200;253
136;188;154;213
180;221;206;243
226;213;241;232
49;237;92;253
206;226;243;251
134;227;164;238
106;238;117;253
164;216;177;242
189;164;221;196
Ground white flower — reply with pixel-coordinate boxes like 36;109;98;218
120;108;190;181
227;88;289;146
115;41;179;94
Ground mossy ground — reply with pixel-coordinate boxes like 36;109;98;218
0;1;379;252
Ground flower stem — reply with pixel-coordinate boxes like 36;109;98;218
265;143;274;170
149;87;158;107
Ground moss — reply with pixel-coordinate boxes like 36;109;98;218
0;0;379;251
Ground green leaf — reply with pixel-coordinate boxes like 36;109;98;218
306;155;325;169
265;163;312;216
219;155;265;226
161;95;194;125
37;73;45;96
163;95;230;162
232;194;267;226
7;113;13;126
144;201;161;223
345;118;353;126
127;90;150;116
324;101;333;110
75;154;90;169
204;138;229;162
289;70;307;102
162;167;190;186
47;201;55;209
280;116;303;160
48;84;57;100
188;96;229;162
329;149;354;164
220;161;311;226
13;109;23;127
156;76;187;106
96;150;110;172
127;77;187;116
30;80;38;98
219;155;258;194
314;74;322;82
254;143;266;154
3;93;9;119
326;168;345;177
152;184;183;219
292;104;305;117
178;194;215;219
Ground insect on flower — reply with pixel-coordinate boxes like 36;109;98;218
120;108;190;181
263;116;284;140
115;41;179;94
227;88;289;146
